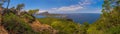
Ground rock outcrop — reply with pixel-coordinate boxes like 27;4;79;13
29;20;58;34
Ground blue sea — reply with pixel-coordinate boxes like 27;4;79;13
35;13;101;24
65;13;101;24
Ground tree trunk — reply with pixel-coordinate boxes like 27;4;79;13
6;0;10;9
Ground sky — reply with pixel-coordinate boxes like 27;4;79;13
3;0;104;13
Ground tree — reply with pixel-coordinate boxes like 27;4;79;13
16;3;25;15
87;0;120;34
0;0;11;15
6;0;10;9
16;3;25;11
0;0;7;7
102;0;120;26
0;3;2;7
0;0;11;9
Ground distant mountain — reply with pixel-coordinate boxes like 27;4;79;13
38;12;49;15
36;12;67;18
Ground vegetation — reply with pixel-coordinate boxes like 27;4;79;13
2;13;39;34
38;17;81;34
87;0;120;34
0;0;120;34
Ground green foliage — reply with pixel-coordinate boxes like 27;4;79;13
80;22;89;34
106;25;120;34
87;24;105;34
1;0;120;34
2;13;39;34
37;17;63;24
86;0;120;34
38;17;81;34
22;13;34;19
16;3;25;10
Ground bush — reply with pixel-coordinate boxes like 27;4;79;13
38;17;81;34
106;26;120;34
2;13;39;34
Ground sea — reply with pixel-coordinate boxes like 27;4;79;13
35;13;101;24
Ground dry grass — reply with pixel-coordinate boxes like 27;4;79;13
0;26;8;34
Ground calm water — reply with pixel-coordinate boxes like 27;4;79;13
66;13;100;24
35;13;101;24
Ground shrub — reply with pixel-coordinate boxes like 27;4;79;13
2;13;39;34
38;17;81;34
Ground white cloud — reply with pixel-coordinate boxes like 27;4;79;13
38;0;102;13
51;5;83;11
79;0;92;5
37;10;47;13
48;0;95;12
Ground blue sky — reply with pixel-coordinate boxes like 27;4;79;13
3;0;104;13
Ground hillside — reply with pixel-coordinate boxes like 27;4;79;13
0;0;120;34
0;8;81;34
